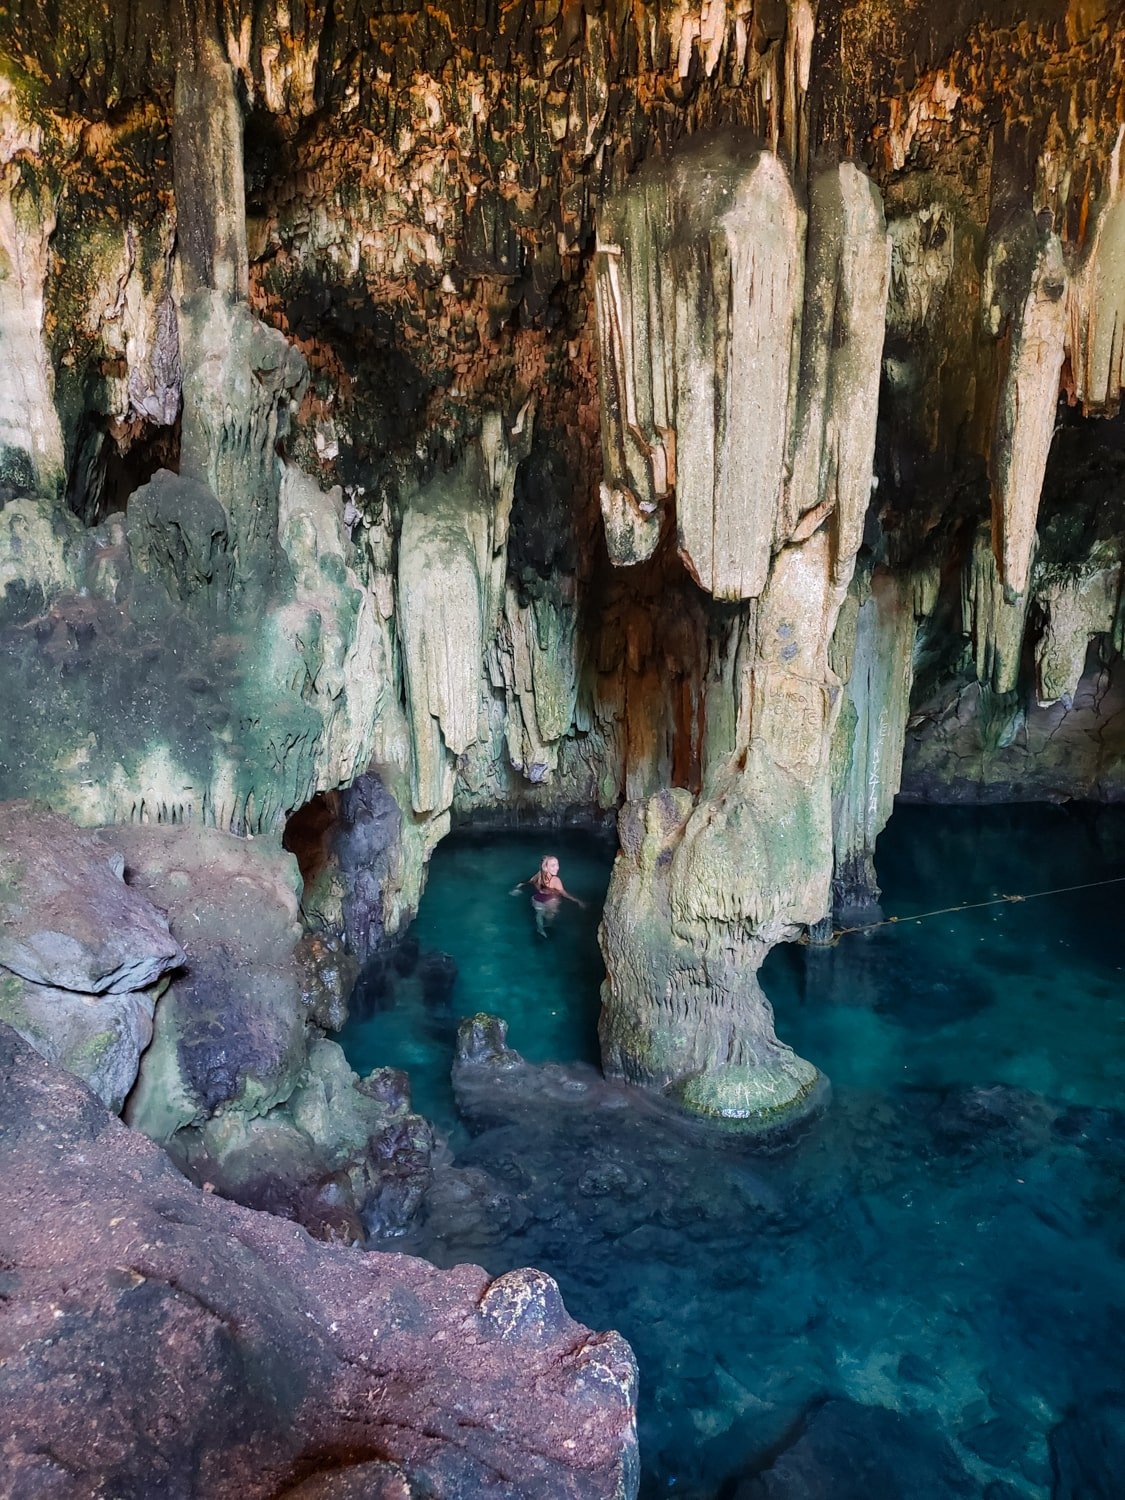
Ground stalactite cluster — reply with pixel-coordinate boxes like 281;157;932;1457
0;0;1123;1125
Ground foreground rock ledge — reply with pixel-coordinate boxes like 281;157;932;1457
0;1027;638;1500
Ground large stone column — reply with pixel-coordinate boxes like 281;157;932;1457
0;79;65;498
172;13;305;594
596;145;890;1129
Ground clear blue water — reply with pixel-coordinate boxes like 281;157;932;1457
339;828;613;1131
340;806;1125;1497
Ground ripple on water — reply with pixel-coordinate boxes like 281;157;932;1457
339;807;1125;1498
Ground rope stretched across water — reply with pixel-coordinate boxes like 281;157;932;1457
806;873;1125;947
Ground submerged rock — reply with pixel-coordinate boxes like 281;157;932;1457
1049;1398;1125;1500
0;1024;639;1498
455;1011;523;1068
418;949;458;1006
670;1060;825;1134
730;1398;975;1498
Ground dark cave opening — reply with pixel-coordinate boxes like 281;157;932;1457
66;414;182;527
282;788;340;894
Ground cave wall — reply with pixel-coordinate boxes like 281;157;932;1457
1;0;1124;1122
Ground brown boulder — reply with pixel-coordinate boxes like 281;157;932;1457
0;1025;638;1499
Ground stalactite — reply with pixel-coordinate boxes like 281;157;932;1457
829;567;919;912
593;177;676;568
0;80;64;497
1067;126;1125;414
964;525;1031;696
491;580;580;784
595;144;806;599
783;162;891;581
673;151;803;601
987;227;1068;601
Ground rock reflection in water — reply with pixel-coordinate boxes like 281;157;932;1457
341;808;1125;1498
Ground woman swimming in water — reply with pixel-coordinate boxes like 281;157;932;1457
511;855;587;936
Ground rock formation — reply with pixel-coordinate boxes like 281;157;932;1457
595;146;890;1124
0;1;1123;1129
0;802;438;1243
0;1024;639;1498
0;801;183;1109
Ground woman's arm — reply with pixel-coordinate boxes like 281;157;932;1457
553;878;587;908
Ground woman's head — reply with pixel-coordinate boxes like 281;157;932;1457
540;855;560;877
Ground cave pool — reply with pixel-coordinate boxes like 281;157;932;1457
340;805;1125;1497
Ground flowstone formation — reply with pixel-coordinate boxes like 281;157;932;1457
596;145;890;1124
1;1;1125;1132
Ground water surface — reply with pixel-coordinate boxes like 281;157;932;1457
340;827;613;1130
341;806;1125;1497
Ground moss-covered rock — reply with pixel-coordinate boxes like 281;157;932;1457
670;1058;825;1134
0;967;156;1112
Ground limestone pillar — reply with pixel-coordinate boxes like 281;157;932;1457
596;146;890;1129
172;15;305;592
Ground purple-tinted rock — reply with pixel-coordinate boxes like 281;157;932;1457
0;801;183;993
0;1024;639;1499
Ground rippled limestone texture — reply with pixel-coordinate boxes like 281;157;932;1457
0;1;1124;1123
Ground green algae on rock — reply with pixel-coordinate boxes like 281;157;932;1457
669;1057;825;1133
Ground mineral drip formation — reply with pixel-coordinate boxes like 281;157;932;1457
595;145;891;1126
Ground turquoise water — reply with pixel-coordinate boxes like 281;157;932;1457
340;806;1125;1497
339;828;614;1130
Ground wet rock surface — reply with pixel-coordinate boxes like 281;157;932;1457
728;1398;976;1498
1049;1399;1125;1500
0;1025;639;1499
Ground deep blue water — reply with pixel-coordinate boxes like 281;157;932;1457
340;806;1125;1497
